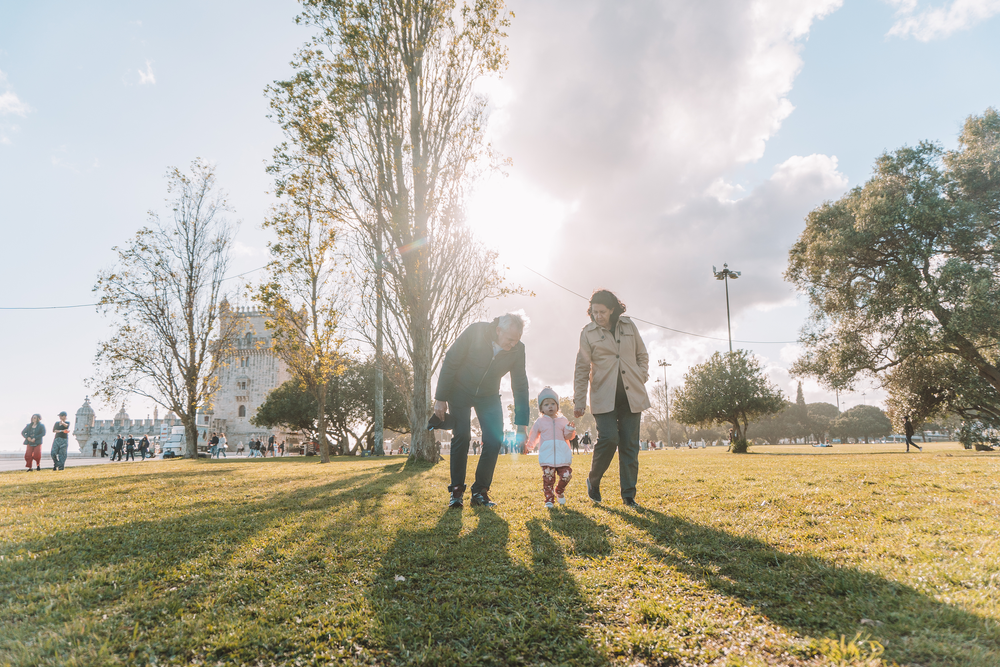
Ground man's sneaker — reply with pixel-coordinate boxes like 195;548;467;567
557;494;567;505
448;484;466;509
545;501;554;509
586;479;602;503
470;491;496;508
623;497;640;508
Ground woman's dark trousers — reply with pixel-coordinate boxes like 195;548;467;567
588;404;641;501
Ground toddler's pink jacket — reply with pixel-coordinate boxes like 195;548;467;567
527;414;574;467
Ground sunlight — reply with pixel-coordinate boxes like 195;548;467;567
466;174;575;264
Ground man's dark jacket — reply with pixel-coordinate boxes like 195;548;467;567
434;319;529;426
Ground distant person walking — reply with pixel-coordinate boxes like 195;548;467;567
434;313;529;509
574;290;650;508
101;440;108;458
139;435;150;460
124;434;136;462
92;441;98;458
51;411;71;471
209;432;219;457
113;434;124;461
219;433;228;458
904;415;923;452
581;431;592;453
21;413;45;472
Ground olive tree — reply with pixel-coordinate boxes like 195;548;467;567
671;350;785;453
787;109;1000;431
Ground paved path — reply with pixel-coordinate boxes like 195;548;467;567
0;455;128;473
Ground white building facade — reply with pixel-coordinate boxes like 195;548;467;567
73;306;297;452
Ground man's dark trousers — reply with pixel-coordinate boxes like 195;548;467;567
449;395;504;496
589;404;641;501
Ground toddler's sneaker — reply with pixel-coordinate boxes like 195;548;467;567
557;494;567;505
544;501;554;509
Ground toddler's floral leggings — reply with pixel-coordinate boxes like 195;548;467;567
541;465;572;503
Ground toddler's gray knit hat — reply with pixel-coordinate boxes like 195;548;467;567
538;386;559;406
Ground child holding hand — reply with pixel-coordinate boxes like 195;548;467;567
527;387;576;508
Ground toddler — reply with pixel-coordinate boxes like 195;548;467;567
527;387;576;508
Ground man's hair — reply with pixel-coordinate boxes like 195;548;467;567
497;312;527;334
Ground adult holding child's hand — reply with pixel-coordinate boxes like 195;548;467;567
574;290;650;507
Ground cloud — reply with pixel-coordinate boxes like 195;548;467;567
479;0;849;393
886;0;1000;40
0;68;30;145
138;60;156;85
0;90;29;116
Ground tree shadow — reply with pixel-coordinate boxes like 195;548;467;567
601;505;1000;665
364;509;606;666
0;462;431;665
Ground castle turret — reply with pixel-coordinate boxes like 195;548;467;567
73;397;96;453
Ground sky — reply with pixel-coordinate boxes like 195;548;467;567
1;0;999;448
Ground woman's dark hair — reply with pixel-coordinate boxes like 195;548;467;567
588;289;626;322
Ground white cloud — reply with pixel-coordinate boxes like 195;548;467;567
138;60;156;85
886;0;1000;40
467;1;852;399
0;90;29;116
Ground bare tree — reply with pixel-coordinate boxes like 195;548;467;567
252;166;346;463
92;160;239;458
268;0;515;463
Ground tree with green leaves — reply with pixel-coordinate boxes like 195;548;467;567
92;160;239;458
267;0;516;464
252;167;345;463
671;350;785;453
252;356;410;454
787;109;1000;431
831;405;892;444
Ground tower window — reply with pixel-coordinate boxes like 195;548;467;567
238;405;246;418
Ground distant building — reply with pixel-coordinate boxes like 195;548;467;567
73;305;297;453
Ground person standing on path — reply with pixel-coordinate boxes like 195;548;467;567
139;435;150;460
218;433;228;459
101;440;108;457
124;434;136;462
574;290;650;508
92;441;98;458
21;414;45;472
434;313;530;509
113;434;124;461
51;412;71;471
904;415;923;452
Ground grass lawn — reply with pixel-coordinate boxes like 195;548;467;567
2;444;999;666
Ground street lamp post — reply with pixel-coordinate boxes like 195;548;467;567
658;360;671;445
713;263;741;354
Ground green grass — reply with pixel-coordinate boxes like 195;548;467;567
1;444;999;666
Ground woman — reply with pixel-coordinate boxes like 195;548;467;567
573;290;650;507
21;414;46;472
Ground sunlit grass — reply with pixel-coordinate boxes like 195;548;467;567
1;445;998;666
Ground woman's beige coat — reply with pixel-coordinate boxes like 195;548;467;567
574;316;651;415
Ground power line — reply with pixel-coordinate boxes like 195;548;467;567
0;265;269;311
519;264;800;345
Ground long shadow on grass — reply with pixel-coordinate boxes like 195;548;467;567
604;506;1000;665
0;461;429;666
364;509;607;666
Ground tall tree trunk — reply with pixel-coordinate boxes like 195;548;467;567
185;393;199;459
373;224;385;456
317;382;331;463
408;314;439;463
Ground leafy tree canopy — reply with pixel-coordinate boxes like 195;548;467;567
252;356;409;454
671;350;785;451
787;108;1000;428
